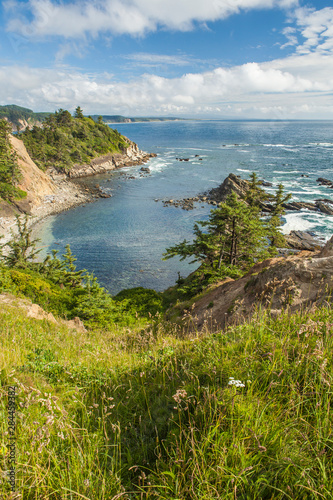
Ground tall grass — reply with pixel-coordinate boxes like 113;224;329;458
1;301;333;498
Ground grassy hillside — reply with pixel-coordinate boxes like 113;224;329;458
1;292;333;499
20;108;130;172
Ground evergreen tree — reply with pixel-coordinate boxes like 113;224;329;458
74;106;84;119
0;119;22;199
2;215;41;267
246;172;267;207
164;192;271;280
62;244;85;288
268;183;292;247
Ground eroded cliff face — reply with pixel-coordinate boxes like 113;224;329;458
174;236;333;333
10;135;57;213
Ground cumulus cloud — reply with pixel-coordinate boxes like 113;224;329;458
286;6;333;55
0;56;331;119
6;0;298;38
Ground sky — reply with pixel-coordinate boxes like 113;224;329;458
1;0;333;118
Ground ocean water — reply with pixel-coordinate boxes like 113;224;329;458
35;120;333;294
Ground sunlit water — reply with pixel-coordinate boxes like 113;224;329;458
35;120;333;294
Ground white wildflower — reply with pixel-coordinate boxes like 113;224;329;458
228;378;245;388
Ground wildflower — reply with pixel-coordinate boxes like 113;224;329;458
84;479;90;487
228;377;245;388
172;389;188;404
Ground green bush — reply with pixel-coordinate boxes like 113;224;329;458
114;287;165;317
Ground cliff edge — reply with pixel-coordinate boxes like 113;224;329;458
175;236;333;332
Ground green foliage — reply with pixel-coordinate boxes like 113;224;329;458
114;287;165;317
2;214;41;267
0;217;160;328
20;107;130;171
267;183;292;247
164;192;273;296
0;119;25;200
0;104;49;130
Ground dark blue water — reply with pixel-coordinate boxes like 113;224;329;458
36;120;333;294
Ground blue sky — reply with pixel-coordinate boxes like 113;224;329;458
1;0;333;118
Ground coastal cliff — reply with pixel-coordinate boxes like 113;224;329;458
0;133;153;243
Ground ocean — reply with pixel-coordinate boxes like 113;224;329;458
35;120;333;294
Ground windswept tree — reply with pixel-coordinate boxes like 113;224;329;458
164;192;273;284
246;172;268;207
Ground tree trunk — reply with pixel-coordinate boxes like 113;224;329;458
229;217;236;265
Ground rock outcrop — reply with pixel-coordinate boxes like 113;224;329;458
207;173;333;217
0;293;87;332
67;138;156;178
284;231;323;251
179;236;333;333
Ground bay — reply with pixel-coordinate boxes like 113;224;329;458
35;120;333;295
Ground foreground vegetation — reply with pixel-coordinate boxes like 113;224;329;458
1;295;333;499
0;216;332;499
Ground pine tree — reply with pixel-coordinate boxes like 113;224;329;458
268;183;292;247
2;215;41;267
74;106;84;119
246;172;268;207
164;192;271;279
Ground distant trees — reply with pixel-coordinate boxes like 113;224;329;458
74;106;84;119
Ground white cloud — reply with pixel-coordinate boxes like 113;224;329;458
0;53;332;119
6;0;298;39
284;6;333;55
123;53;192;67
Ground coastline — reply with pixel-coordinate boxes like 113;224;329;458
0;135;155;247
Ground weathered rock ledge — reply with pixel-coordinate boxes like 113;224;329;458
67;138;156;179
178;236;333;333
207;173;333;215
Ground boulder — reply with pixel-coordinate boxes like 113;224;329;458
284;231;323;251
317;177;333;187
208;173;250;203
315;201;333;215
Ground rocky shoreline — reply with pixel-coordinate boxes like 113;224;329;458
158;172;331;251
0;135;155;246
